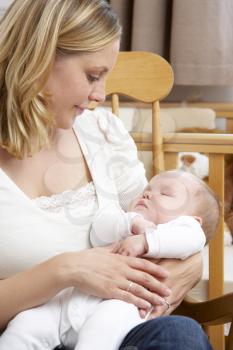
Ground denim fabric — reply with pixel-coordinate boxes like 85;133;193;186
119;316;213;350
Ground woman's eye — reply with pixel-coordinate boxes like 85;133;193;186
87;74;100;83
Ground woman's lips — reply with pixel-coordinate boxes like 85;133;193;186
75;106;84;115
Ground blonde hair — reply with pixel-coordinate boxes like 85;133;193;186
0;0;121;158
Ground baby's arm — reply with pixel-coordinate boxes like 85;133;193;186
90;204;139;247
111;215;156;256
144;216;206;259
130;215;156;235
112;215;206;259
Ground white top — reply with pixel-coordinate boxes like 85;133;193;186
90;204;206;260
33;182;96;214
0;109;147;277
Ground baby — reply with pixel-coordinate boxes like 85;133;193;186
1;170;220;350
91;169;220;260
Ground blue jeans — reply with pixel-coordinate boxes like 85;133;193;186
119;316;213;350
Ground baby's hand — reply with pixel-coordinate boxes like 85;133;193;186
131;216;156;235
111;234;148;257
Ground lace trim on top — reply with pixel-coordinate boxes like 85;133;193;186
33;181;96;213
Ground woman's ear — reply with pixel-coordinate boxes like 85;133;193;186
194;216;203;226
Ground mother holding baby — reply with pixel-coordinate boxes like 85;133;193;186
0;0;212;349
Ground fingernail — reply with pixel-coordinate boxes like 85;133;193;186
145;302;151;309
165;288;171;295
161;269;169;277
140;310;146;318
158;297;165;305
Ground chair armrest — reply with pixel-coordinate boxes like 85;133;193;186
173;292;233;326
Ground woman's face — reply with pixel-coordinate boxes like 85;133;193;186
43;40;120;129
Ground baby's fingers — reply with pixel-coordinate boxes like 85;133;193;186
111;242;121;254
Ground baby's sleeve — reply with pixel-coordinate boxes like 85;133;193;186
90;205;139;247
143;216;206;259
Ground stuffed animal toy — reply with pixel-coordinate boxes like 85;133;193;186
178;152;209;180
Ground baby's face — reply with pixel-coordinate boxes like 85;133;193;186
129;171;201;224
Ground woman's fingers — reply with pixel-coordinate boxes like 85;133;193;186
114;287;152;311
126;281;166;306
148;298;176;318
125;257;171;294
111;280;166;313
67;248;172;310
108;268;170;311
109;255;172;308
127;269;170;297
128;256;169;280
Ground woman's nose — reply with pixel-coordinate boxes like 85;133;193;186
89;82;106;103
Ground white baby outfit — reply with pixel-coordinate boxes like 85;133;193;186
90;204;206;259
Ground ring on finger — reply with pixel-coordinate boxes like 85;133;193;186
127;281;134;293
163;298;170;310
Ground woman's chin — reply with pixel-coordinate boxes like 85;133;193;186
55;111;81;129
56;118;76;129
75;106;85;116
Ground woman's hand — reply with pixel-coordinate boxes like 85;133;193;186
147;253;202;318
58;246;171;313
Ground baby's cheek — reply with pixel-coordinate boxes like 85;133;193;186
128;198;140;211
142;209;158;224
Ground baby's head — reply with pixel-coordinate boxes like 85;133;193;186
130;170;220;241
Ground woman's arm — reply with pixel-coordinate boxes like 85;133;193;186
0;255;65;331
148;253;202;318
0;246;171;331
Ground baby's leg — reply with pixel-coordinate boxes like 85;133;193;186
0;295;61;349
74;299;144;350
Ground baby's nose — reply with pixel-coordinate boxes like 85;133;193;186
143;191;152;199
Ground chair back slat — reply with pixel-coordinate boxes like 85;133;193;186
106;51;173;175
106;51;174;102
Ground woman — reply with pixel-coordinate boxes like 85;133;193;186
0;0;212;349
